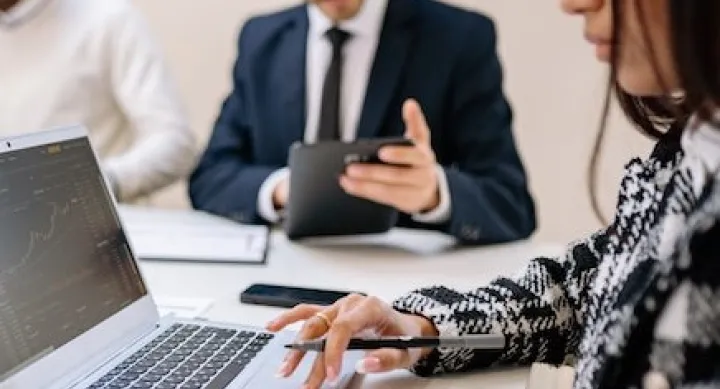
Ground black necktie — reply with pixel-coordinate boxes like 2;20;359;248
317;27;351;142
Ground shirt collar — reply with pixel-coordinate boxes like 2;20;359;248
0;0;51;28
308;0;389;40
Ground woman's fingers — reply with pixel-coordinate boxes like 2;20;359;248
323;297;392;381
278;306;340;377
266;303;323;332
356;348;414;374
268;293;388;385
267;294;366;332
267;303;326;378
302;353;328;389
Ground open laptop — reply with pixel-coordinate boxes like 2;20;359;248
0;126;359;389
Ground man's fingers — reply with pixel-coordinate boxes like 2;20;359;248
378;145;433;166
402;99;431;145
266;304;323;332
355;348;413;374
340;177;419;212
345;164;428;187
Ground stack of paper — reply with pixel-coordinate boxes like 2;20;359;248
118;205;269;264
154;297;214;319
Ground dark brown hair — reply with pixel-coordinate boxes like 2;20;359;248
590;0;720;223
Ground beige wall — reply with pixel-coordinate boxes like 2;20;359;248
135;0;654;242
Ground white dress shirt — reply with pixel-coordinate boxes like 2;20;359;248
258;0;452;224
0;0;197;202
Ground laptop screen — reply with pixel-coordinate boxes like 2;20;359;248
0;137;147;380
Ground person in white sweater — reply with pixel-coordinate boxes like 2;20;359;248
0;0;196;202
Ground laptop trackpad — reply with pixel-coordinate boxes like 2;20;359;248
246;348;363;388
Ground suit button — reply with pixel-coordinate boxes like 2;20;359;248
643;371;670;389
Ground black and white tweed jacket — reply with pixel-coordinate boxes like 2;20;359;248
394;124;720;388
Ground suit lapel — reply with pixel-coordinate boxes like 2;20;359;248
277;9;309;147
355;0;417;139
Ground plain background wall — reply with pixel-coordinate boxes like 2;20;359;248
133;0;655;242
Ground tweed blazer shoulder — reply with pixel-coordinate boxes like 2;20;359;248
394;125;720;388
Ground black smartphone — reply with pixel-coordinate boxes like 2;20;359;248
239;283;363;308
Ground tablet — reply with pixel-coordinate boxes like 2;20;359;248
284;137;412;240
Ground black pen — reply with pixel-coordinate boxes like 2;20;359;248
284;334;505;352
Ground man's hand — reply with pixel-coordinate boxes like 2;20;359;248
272;176;289;209
340;99;440;214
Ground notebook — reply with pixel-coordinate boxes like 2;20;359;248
119;205;270;265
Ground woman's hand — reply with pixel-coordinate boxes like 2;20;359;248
266;294;439;389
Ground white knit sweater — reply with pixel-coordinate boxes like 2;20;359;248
0;0;196;201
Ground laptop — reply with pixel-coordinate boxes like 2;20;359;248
0;126;359;389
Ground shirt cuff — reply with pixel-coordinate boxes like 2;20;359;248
258;167;290;224
412;165;452;224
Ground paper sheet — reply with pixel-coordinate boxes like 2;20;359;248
118;205;269;264
155;297;214;319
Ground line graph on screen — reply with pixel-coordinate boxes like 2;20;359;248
1;199;76;278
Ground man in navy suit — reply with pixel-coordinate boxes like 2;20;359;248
189;0;536;245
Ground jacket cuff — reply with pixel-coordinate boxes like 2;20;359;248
392;290;473;376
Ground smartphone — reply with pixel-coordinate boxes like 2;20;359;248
239;283;364;308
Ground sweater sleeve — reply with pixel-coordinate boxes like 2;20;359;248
392;229;609;376
104;3;196;201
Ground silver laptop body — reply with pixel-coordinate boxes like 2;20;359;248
0;126;358;389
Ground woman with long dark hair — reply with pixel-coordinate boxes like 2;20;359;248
268;0;720;387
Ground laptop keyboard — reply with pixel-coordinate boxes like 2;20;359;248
87;324;274;389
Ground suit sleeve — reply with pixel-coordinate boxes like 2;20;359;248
393;228;608;375
188;22;275;224
429;17;535;244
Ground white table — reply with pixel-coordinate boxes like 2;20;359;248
134;222;564;389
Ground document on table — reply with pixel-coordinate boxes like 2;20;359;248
118;205;269;264
155;297;214;319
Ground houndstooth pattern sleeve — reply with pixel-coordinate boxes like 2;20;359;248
392;229;609;376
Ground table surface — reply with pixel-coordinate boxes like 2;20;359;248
134;219;565;389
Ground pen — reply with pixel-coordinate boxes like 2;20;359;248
284;334;505;352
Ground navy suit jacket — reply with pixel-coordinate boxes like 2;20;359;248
189;0;536;245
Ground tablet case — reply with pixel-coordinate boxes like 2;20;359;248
284;138;411;240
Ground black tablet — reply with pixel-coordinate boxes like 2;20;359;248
284;137;413;240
